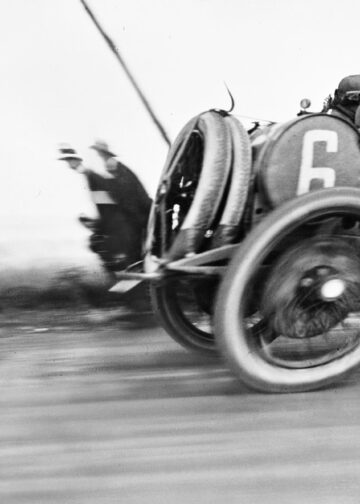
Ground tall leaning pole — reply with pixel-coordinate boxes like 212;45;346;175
79;0;172;148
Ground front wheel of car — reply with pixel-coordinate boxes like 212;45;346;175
215;188;360;393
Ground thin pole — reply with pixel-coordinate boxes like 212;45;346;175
79;0;171;147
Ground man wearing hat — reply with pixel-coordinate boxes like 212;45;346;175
90;139;152;264
323;75;360;125
58;143;136;272
58;143;102;231
58;143;84;171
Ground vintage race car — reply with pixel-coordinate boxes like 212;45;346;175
140;91;360;393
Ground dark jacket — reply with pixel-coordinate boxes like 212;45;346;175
84;165;152;269
105;159;152;229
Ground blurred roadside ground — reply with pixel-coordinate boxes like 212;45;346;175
0;213;152;321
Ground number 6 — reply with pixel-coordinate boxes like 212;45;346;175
297;130;338;195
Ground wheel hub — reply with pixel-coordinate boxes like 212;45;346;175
299;265;345;302
320;277;346;301
261;238;360;339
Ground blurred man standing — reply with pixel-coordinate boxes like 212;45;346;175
90;140;152;265
58;143;134;272
57;143;100;229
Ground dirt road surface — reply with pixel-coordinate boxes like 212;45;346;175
1;308;360;504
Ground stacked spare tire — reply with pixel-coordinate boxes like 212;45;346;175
145;110;252;261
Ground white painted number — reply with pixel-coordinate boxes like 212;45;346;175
296;130;338;195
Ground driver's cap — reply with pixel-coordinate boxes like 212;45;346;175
337;75;360;98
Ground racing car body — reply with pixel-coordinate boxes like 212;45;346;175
140;98;360;393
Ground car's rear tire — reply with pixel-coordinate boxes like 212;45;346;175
147;111;251;353
150;277;217;354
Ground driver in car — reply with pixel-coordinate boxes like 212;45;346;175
323;74;360;125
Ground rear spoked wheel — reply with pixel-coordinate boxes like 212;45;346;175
147;111;229;352
147;111;251;353
147;111;235;353
215;188;360;392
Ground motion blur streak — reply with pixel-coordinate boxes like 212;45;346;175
0;311;360;503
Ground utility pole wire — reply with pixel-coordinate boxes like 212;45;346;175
79;0;171;148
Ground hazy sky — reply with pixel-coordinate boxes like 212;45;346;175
2;0;360;268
